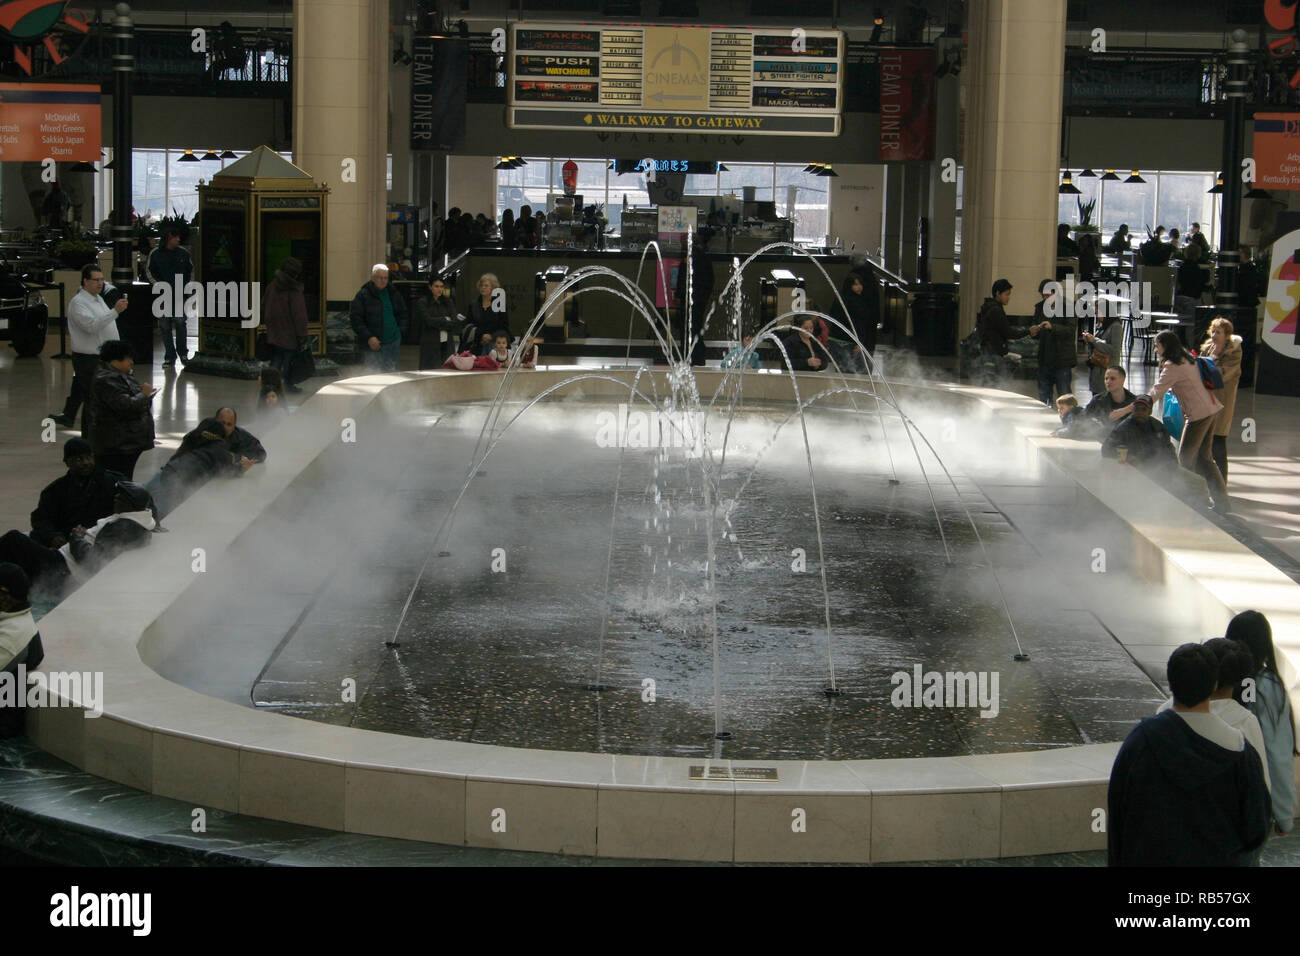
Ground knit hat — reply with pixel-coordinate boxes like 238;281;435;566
0;563;30;607
114;480;154;513
63;437;93;460
279;257;302;280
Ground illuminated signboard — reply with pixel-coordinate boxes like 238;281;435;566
508;24;843;136
0;82;101;162
612;158;718;173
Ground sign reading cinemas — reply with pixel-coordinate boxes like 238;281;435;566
508;23;843;136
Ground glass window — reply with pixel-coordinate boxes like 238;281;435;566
1098;178;1154;248
718;163;773;201
1154;171;1216;243
775;164;828;243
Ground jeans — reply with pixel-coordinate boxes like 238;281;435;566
364;339;401;372
160;315;188;361
1037;365;1072;406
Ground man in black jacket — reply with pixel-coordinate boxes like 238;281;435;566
976;279;1048;386
146;226;194;365
89;340;156;479
144;418;246;520
0;481;158;599
1032;279;1078;406
1108;642;1270;866
350;264;410;372
29;438;120;548
1100;396;1176;473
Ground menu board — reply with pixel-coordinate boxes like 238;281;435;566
508;24;843;136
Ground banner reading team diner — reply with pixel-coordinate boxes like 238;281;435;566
0;83;100;162
878;49;935;161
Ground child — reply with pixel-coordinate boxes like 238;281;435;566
486;330;512;366
1053;394;1086;438
513;334;540;369
722;334;761;370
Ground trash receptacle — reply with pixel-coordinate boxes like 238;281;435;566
911;283;957;356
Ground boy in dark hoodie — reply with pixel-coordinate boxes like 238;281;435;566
1108;642;1270;866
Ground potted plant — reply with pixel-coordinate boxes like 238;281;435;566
1073;197;1099;236
155;208;191;244
52;238;99;270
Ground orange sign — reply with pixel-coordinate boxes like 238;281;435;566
0;83;101;162
1253;112;1300;191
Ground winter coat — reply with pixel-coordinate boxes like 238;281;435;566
145;243;193;286
1108;709;1270;866
976;298;1028;357
89;365;155;458
59;510;156;584
1086;319;1125;396
263;271;308;350
1032;300;1077;369
1149;357;1223;424
830;274;880;354
29;469;119;547
784;332;824;372
1101;415;1177;470
349;281;410;347
1205;334;1243;438
416;294;461;369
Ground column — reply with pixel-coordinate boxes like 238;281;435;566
294;0;389;304
959;0;1066;334
900;163;928;282
928;50;962;285
882;165;905;274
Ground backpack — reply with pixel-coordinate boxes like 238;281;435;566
1195;354;1224;390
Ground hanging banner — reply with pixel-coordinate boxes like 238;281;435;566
410;36;466;151
878;49;935;161
0;82;100;162
1252;112;1300;191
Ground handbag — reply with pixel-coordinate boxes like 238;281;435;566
1161;391;1183;440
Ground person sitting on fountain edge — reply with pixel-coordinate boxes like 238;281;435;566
722;333;761;370
785;316;825;372
0;564;44;739
29;438;120;549
1100;396;1176;473
1108;642;1270;866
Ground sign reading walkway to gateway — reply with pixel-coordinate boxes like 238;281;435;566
0;83;100;161
507;24;843;136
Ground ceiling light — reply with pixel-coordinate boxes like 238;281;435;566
1078;168;1097;178
1059;171;1081;195
177;149;200;163
1124;169;1146;184
201;149;220;161
1100;169;1120;181
220;149;237;159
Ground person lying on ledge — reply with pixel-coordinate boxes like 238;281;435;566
145;417;252;520
0;481;160;602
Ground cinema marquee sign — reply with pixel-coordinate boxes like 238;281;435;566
507;23;843;137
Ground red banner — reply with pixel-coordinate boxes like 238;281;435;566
878;49;935;161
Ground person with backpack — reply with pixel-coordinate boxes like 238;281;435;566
1200;316;1243;481
1118;330;1229;513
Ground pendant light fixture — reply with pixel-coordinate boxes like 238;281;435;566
1100;169;1120;181
177;149;200;163
1059;170;1081;194
1124;169;1146;184
1208;172;1224;194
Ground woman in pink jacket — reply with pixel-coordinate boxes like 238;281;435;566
1121;330;1228;513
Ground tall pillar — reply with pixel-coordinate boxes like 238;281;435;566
959;0;1066;333
294;0;389;304
900;163;928;282
882;165;905;273
928;61;962;285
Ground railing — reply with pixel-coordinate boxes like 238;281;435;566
2;18;291;96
